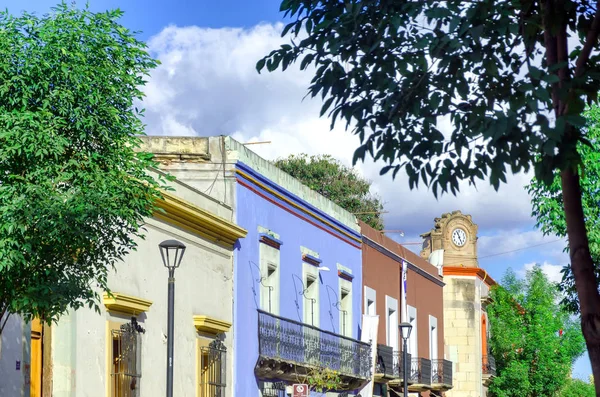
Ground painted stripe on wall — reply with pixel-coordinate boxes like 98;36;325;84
362;235;445;287
237;178;362;249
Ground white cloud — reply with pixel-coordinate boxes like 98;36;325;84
519;261;565;284
142;23;542;238
478;230;568;264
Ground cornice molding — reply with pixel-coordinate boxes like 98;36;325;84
193;315;232;335
443;266;497;286
154;190;247;248
103;292;153;315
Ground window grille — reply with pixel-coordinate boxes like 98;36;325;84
111;317;144;397
200;338;227;397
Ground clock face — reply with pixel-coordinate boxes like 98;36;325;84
452;228;467;247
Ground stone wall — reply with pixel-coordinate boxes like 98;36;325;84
443;276;483;397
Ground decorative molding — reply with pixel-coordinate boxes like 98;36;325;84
103;292;153;315
193;315;232;335
153;190;247;248
443;266;497;286
302;253;322;267
338;269;354;281
259;233;283;249
235;163;362;245
362;235;445;287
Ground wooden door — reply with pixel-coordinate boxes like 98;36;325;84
30;318;43;397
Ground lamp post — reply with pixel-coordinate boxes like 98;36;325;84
159;239;186;397
399;322;413;397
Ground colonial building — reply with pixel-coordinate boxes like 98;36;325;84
420;211;496;397
361;221;452;397
140;136;371;397
0;170;247;397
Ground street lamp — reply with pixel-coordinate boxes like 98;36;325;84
159;239;186;397
399;322;413;397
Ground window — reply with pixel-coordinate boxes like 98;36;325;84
259;241;280;315
303;272;319;327
339;280;353;337
407;305;417;357
364;286;376;316
199;338;227;397
110;318;144;397
429;315;438;361
385;296;398;351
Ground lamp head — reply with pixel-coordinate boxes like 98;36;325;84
399;322;412;340
159;239;186;270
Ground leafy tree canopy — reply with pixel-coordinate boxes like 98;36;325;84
274;154;384;230
528;105;600;314
487;267;586;397
558;377;596;397
0;2;165;333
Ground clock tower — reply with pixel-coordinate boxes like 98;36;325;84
420;211;497;397
420;210;479;268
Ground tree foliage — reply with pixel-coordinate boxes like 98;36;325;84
558;377;596;397
274;154;384;230
259;1;600;389
487;267;586;397
0;3;165;332
528;105;600;314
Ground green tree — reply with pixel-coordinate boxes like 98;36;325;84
258;0;600;389
487;267;586;397
528;105;600;314
559;377;596;397
0;3;165;336
274;154;384;230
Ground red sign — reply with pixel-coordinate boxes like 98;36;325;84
292;384;309;397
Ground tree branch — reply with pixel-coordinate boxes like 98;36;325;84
575;0;600;78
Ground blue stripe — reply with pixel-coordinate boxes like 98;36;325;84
236;162;361;240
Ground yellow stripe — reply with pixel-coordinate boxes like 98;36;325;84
236;169;362;244
154;190;247;248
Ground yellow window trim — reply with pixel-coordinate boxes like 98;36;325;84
103;292;153;315
154;190;247;248
193;315;232;335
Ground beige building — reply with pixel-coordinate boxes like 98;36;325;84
420;211;496;397
1;170;247;397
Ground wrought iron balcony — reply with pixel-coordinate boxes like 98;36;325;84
409;357;432;386
256;310;371;390
482;355;496;376
376;344;397;378
431;359;453;390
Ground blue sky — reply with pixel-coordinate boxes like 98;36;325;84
4;0;592;382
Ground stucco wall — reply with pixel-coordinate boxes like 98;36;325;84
0;317;29;397
360;222;445;359
50;215;235;397
443;276;485;397
234;166;363;397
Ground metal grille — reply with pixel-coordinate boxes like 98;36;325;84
431;359;453;386
260;381;287;397
200;338;227;397
111;318;144;397
258;309;371;379
409;357;432;385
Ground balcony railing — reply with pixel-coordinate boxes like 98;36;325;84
431;359;453;386
376;344;396;377
482;355;496;376
394;350;412;380
409;357;432;385
257;310;371;379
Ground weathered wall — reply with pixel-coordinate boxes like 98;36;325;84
47;172;237;397
234;162;363;397
0;317;29;397
361;222;445;360
443;276;484;397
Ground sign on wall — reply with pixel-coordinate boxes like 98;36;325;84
292;384;309;397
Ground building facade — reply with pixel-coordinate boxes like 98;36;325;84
361;222;452;397
141;136;371;397
420;211;496;397
1;171;247;397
